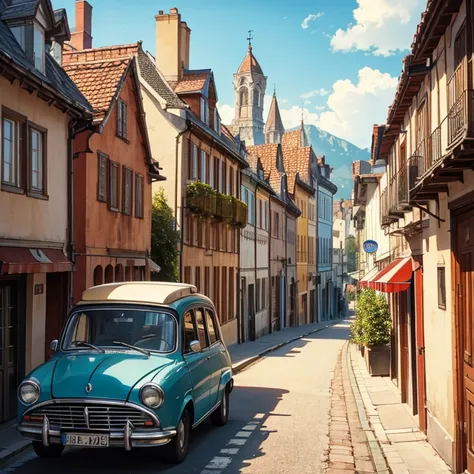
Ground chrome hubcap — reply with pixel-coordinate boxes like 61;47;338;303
177;420;185;450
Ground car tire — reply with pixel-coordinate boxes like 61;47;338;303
211;384;230;427
32;442;64;458
161;408;191;464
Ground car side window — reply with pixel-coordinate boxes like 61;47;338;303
194;308;209;349
205;309;218;345
183;310;197;353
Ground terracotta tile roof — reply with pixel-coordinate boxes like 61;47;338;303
174;71;209;93
265;93;285;134
63;44;140;65
283;146;312;184
246;144;279;178
238;45;263;75
282;129;302;149
63;45;138;122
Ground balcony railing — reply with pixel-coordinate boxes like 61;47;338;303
380;188;394;227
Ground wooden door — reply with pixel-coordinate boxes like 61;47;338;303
415;267;427;432
248;283;255;341
399;291;409;404
455;208;474;473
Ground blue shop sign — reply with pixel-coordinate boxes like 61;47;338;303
363;240;378;254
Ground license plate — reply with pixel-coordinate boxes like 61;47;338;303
62;433;109;447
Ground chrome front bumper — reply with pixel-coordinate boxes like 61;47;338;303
18;417;177;450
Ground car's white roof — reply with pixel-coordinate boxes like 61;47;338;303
79;282;198;306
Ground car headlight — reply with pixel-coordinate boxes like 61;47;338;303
18;380;41;405
140;383;164;409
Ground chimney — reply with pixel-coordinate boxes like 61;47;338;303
155;7;190;83
71;0;93;50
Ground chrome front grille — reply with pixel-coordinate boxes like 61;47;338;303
29;403;155;431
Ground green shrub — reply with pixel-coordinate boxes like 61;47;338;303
350;288;391;346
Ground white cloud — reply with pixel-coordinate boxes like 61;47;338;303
301;12;324;29
282;16;288;20
303;99;312;105
301;88;329;99
331;0;423;56
217;103;235;125
317;66;398;149
315;105;326;111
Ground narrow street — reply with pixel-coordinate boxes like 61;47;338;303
0;321;350;474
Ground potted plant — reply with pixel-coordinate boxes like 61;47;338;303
349;310;364;356
352;288;391;376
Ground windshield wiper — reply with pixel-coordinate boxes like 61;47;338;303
112;341;150;357
71;341;104;353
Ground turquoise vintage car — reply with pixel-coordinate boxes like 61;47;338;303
17;282;233;464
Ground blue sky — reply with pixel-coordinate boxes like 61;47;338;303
54;0;426;149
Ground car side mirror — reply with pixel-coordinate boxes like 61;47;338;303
189;340;201;353
51;340;58;352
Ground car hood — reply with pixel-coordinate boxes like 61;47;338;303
51;352;174;400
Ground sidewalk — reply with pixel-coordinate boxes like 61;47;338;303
0;421;29;467
228;318;343;374
348;344;451;473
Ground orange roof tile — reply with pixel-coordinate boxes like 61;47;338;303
63;44;140;65
174;72;208;93
63;44;137;122
282;129;302;149
246;144;278;177
238;45;263;75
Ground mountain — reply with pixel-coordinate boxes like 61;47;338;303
292;125;371;199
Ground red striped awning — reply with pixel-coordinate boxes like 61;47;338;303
0;247;72;275
372;257;419;293
359;266;379;288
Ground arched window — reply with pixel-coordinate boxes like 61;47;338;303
115;264;124;282
125;266;132;281
93;266;103;286
104;265;114;283
253;88;260;106
239;88;248;106
239;77;246;86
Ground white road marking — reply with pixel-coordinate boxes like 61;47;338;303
200;418;263;474
205;456;232;470
220;448;239;455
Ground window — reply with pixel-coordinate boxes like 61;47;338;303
108;161;119;211
219;160;224;193
229;168;234;196
256;279;261;312
33;24;45;73
135;173;144;218
52;41;62;65
200;97;209;125
122;167;133;215
221;267;227;323
97;152;108;202
438;266;446;310
117;100;128;140
2;114;21;188
239;88;248;106
262;278;266;309
213;156;219;191
183;311;197;353
11;25;26;50
184;266;191;284
201;150;207;183
214;108;221;133
205;309;218;345
28;125;45;193
195;266;201;292
190;144;198;180
204;266;210;296
195;309;208;348
207;153;212;187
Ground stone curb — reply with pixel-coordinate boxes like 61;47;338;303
232;319;343;375
345;343;390;473
0;438;31;468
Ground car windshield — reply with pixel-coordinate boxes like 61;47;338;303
62;308;176;353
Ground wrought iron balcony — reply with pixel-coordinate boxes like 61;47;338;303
447;58;469;147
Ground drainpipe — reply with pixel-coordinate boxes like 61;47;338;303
253;185;258;341
175;122;190;282
268;196;272;334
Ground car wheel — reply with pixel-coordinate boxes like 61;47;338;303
32;442;64;458
162;408;190;464
211;384;230;426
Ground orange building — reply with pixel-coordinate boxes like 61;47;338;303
64;3;165;305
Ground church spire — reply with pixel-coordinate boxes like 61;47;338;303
265;91;285;144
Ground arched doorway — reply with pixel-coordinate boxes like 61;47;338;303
93;266;103;286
